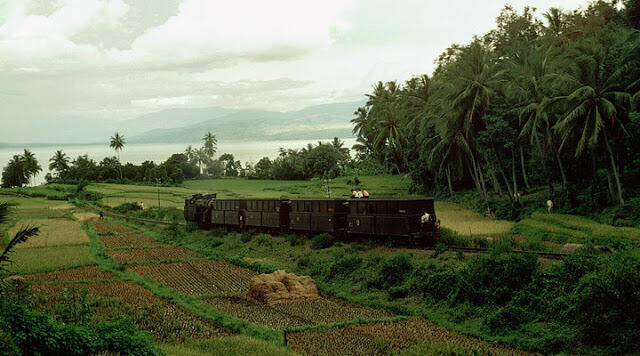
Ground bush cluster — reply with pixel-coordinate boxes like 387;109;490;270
308;247;640;354
0;282;161;356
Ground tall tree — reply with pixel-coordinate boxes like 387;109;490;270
554;41;632;204
21;149;41;186
48;150;70;177
109;132;126;181
1;155;28;188
203;132;218;159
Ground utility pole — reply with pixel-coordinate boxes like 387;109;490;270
155;178;161;209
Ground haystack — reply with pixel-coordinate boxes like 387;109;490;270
247;270;319;304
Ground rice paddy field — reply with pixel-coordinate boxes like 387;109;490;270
88;175;416;209
513;212;640;243
435;201;514;236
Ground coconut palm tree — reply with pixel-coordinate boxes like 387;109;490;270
109;132;125;181
554;42;632;204
506;44;568;189
351;107;369;137
203;132;217;159
22;149;41;186
184;145;195;162
48;150;70;178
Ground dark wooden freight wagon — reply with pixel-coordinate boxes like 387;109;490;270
288;199;348;234
347;198;437;240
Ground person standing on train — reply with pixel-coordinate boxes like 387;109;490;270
351;189;358;199
356;189;364;198
362;189;370;199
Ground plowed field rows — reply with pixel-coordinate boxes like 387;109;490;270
24;266;116;282
31;281;156;304
129;260;256;295
205;296;310;329
93;221;134;234
287;318;535;356
271;298;392;324
31;281;231;342
100;233;167;249
108;247;203;263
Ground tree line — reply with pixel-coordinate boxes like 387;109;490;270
2;131;353;187
351;1;640;213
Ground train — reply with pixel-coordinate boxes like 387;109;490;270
184;194;440;246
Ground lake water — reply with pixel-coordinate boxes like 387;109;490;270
0;138;356;186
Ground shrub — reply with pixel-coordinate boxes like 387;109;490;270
285;234;305;246
310;233;334;250
254;234;272;247
433;243;448;258
0;329;20;356
113;202;143;214
484;304;528;330
77;190;103;202
372;254;414;289
453;252;538;305
240;231;255;243
326;254;362;280
574;252;640;350
185;222;199;233
297;256;311;269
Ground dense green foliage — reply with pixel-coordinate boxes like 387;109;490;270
1;150;41;188
352;1;640;217
248;138;351;180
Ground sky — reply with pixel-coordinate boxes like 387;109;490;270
0;0;589;141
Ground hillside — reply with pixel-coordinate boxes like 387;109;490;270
128;101;362;143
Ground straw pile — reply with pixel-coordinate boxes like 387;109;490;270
247;270;319;304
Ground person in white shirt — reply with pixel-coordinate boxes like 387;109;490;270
356;189;364;198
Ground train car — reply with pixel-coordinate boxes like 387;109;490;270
207;198;290;232
184;193;216;227
288;199;349;234
347;198;438;245
184;194;439;245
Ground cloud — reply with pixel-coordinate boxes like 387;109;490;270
0;0;127;62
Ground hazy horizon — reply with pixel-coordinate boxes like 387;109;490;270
1;0;587;143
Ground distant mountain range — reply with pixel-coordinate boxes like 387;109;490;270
0;101;362;146
127;101;362;143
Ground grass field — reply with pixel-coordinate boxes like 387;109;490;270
89;175;416;209
513;212;640;244
5;245;94;274
435;201;514;236
9;218;89;248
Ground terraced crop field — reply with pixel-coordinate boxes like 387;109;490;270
31;281;231;342
271;298;392;324
9;218;88;248
205;296;310;329
108;246;204;263
4;245;94;274
93;221;135;234
23;265;116;282
287;318;535;356
100;232;168;249
129;259;256;295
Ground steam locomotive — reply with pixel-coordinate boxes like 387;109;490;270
184;194;440;245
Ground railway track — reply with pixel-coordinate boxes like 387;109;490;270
419;245;579;260
82;203;586;260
